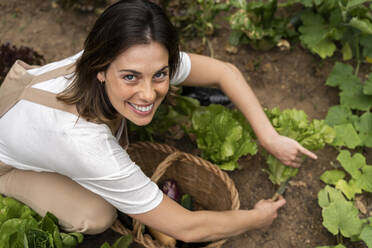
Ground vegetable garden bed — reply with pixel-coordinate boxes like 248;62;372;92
1;0;371;247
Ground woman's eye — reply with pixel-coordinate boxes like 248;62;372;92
154;71;167;80
123;75;136;81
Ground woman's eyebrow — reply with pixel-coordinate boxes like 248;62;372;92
157;65;169;72
118;66;169;74
118;69;141;75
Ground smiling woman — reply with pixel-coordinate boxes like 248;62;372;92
96;42;170;126
0;0;318;244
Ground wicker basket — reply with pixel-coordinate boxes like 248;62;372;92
111;141;240;248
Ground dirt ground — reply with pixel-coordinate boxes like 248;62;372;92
1;0;371;247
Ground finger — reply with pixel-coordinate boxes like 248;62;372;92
294;156;303;163
288;160;301;168
298;146;317;160
273;195;286;208
271;193;279;201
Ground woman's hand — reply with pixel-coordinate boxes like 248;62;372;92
262;134;318;168
253;195;286;230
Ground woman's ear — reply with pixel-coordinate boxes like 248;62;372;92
97;71;105;83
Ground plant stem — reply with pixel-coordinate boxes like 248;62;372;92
206;38;214;58
336;233;344;245
355;35;360;76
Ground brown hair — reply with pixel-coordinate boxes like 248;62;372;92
57;0;180;124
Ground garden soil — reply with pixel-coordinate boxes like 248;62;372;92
1;0;371;247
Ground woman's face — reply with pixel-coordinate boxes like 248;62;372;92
97;42;170;126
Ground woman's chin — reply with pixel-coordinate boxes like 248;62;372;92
127;116;153;127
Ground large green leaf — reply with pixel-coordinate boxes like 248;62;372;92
314;39;338;59
363;73;372;95
357;166;372;192
319;186;364;237
337;150;365;178
325;105;359;126
350;17;372;35
335;179;362;200
320;170;346;185
299;11;337;58
337;150;372;192
339;82;372;111
332;124;361;149
360;226;372;247
354;112;372;147
325;62;360;90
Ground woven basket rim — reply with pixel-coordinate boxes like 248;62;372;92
111;141;240;248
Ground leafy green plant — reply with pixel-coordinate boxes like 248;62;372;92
295;0;372;66
0;194;83;248
100;235;132;248
264;107;335;185
164;0;230;55
318;151;372;247
321;150;372;200
325;62;372;149
317;185;371;247
228;0;296;50
191;104;257;170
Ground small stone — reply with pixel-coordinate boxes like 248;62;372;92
355;197;367;215
277;39;290;51
262;62;274;73
289;180;307;187
225;44;238;54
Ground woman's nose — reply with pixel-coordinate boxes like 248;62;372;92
139;81;156;102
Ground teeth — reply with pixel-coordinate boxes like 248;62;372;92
130;103;153;112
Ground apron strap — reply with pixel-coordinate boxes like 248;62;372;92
22;87;79;116
22;63;78;115
29;63;76;86
0;160;13;176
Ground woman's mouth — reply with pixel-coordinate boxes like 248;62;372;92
128;102;154;114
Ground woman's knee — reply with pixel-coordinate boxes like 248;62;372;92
65;200;117;235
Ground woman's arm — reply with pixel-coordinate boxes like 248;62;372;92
129;194;286;243
181;53;317;167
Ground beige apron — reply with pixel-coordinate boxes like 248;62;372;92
0;60;128;166
0;60;76;171
0;60;124;233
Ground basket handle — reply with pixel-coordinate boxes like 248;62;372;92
150;151;184;183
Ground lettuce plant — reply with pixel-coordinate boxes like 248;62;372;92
264;107;335;185
0;194;83;248
191;104;257;170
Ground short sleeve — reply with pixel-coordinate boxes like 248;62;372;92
170;52;191;85
63;124;164;214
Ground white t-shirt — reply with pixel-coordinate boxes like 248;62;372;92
0;51;191;214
